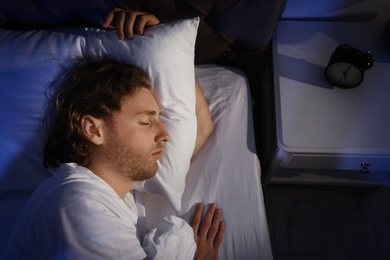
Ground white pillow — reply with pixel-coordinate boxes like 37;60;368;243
0;18;199;212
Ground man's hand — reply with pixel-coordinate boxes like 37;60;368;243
190;203;224;260
101;7;160;40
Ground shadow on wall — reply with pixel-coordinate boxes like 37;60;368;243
281;0;388;22
0;190;34;256
0;64;54;257
276;21;390;64
0;131;52;257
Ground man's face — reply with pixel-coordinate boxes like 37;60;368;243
103;88;169;182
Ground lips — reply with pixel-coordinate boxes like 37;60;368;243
152;149;163;158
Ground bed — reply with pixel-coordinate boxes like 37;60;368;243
0;17;272;259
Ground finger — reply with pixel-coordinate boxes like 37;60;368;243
101;11;114;28
135;15;147;35
198;203;216;239
135;14;160;35
116;11;126;40
124;11;137;39
213;221;225;249
102;7;121;28
190;203;204;236
207;208;222;242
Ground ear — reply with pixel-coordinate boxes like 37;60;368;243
81;115;105;145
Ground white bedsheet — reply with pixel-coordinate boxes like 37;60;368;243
0;64;272;259
143;64;273;260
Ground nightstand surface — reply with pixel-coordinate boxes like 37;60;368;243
269;20;390;184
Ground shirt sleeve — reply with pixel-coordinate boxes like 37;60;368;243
143;215;197;260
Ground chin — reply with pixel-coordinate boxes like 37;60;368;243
150;171;158;179
140;168;158;181
131;171;156;182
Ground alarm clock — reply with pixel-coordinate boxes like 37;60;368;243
325;44;374;88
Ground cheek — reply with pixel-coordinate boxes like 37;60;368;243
113;119;158;146
120;128;155;149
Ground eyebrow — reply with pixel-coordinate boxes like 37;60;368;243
137;110;159;116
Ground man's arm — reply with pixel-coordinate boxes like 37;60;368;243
193;79;214;157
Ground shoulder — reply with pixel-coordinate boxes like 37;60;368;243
7;163;146;259
34;163;132;219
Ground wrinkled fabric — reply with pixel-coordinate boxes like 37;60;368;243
144;215;196;259
5;163;196;259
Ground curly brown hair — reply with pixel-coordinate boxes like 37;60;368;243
43;56;153;168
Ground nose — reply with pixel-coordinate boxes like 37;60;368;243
156;120;170;144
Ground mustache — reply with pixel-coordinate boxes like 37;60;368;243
152;142;166;154
157;141;166;149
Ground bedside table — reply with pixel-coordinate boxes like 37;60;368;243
265;20;390;185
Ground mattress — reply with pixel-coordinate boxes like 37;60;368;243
0;21;272;259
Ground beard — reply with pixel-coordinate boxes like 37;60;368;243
105;134;158;182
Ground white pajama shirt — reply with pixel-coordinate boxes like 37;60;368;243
6;163;196;259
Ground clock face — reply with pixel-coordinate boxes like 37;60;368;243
325;62;363;88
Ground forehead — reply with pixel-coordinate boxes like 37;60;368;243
119;88;159;116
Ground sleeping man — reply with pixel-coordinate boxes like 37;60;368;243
5;56;224;259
